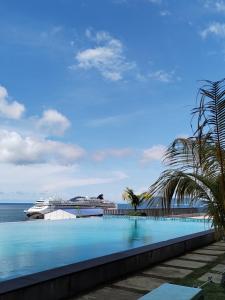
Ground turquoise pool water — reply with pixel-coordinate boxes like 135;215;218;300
0;216;210;282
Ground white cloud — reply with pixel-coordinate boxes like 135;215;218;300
88;115;121;127
200;22;225;39
147;0;162;4
176;133;189;139
0;163;76;199
0;129;85;165
0;86;70;137
148;70;179;83
112;0;128;3
87;110;144;127
0;127;129;200
215;0;225;11
160;10;171;16
74;29;135;81
85;29;111;43
141;145;166;163
37;109;70;136
113;0;162;4
44;170;128;191
0;86;132;201
204;0;225;12
0;85;25;119
93;148;133;161
73;29;179;84
0;164;128;199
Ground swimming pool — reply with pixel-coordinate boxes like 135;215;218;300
0;216;210;282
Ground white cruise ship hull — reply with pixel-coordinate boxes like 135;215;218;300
25;195;115;219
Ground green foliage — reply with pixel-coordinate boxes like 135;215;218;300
149;79;225;234
122;187;151;211
127;211;147;216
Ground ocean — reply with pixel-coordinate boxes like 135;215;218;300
0;203;32;223
0;201;204;223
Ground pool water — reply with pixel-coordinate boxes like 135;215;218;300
0;216;210;282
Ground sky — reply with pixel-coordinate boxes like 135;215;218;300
0;0;225;202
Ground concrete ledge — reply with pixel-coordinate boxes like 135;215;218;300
0;229;215;300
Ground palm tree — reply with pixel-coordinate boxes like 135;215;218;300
149;79;225;234
123;187;151;211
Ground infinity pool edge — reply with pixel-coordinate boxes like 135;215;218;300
0;229;215;300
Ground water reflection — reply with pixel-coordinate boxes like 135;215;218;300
127;219;152;246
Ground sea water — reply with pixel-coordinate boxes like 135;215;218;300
0;203;31;223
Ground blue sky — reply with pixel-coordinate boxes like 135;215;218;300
0;0;225;202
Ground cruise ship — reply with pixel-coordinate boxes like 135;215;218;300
25;194;115;219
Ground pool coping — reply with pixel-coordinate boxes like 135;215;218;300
0;229;215;300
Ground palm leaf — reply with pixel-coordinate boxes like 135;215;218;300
193;79;225;189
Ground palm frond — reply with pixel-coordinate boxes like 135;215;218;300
193;79;225;187
149;170;212;208
123;187;152;210
148;78;225;233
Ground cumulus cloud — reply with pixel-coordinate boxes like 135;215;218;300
37;109;70;136
74;29;135;81
0;129;85;165
0;85;25;119
141;145;166;163
93;148;133;161
200;22;225;39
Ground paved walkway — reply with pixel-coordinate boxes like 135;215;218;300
72;241;225;300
